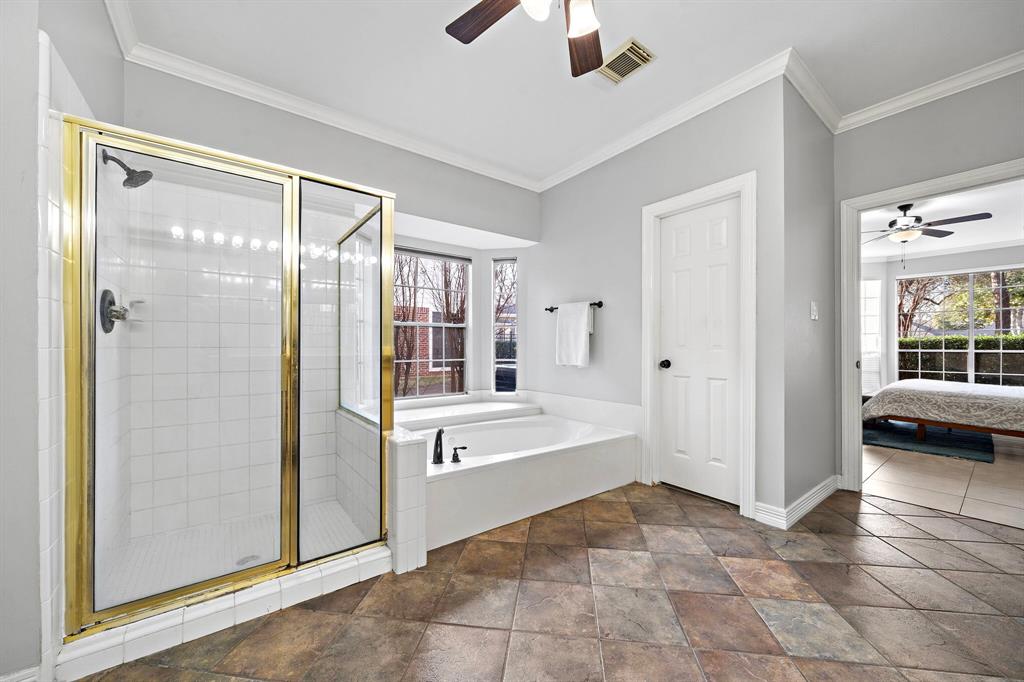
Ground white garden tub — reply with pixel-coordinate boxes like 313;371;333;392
416;415;637;549
395;401;540;430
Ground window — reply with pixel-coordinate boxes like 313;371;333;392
493;259;518;392
393;249;469;398
860;280;882;393
897;268;1023;386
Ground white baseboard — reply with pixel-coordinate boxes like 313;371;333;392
754;475;839;530
0;667;40;682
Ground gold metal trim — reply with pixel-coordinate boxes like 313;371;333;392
62;114;395;639
335;203;383;248
380;197;396;540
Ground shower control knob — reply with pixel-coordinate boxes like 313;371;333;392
659;359;672;369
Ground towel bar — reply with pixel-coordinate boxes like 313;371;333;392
545;301;603;313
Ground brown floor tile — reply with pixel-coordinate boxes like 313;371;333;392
475;518;530;543
588;548;662;588
818;534;923;567
862;566;1000;614
630;502;691;525
522;543;591;583
794;658;907;681
669;592;782;654
528;516;586;546
582;500;636;523
897;516;1000;542
925;611;1024;679
898;670;1008;682
885;538;1001;571
863;496;944;516
536;501;585;520
590;487;628;502
682;506;748;529
513;580;597;637
760;531;848;562
503;632;602;682
791;562;908;608
800;511;870;535
750;599;885;665
844;514;935;538
696;650;805;682
419;541;466;573
837;605;999;675
454;539;526;578
89;664;219;681
948;541;1024;573
698;528;778;558
720;557;823;601
402;623;508;682
958;517;1024;544
938;569;1024;616
600;640;703;681
818;492;887;515
213;608;348;680
584;521;647;550
593;585;686;645
355;571;450;620
142;616;266;670
621;483;678;504
667;488;723;508
430;573;519;628
298;576;379;613
305;615;425;681
639;524;712;555
653;553;740;594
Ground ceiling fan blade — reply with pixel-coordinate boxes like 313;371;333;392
919;212;992;228
862;234;892;245
565;2;603;77
446;0;520;44
920;228;954;238
863;229;896;234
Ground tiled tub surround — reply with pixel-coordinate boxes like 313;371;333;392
83;485;1024;681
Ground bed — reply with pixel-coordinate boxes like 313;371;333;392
862;379;1024;440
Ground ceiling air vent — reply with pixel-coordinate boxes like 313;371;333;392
598;39;655;84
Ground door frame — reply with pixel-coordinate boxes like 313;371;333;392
640;171;757;518
838;157;1024;491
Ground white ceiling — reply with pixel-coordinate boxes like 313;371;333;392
113;0;1024;190
860;178;1024;261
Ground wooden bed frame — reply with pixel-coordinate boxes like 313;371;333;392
867;416;1024;442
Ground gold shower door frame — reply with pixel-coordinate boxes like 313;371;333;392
63;116;395;639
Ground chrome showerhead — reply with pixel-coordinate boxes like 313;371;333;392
101;149;153;189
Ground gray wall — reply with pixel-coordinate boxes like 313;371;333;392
38;0;124;124
123;65;540;243
0;0;42;675
529;79;789;507
836;71;1024;202
782;81;837;505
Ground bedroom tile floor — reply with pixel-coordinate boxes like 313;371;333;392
85;483;1024;682
863;445;1024;529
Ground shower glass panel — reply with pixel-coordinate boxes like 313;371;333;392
298;179;384;561
92;143;285;610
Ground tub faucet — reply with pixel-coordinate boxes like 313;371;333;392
451;446;467;464
432;428;444;465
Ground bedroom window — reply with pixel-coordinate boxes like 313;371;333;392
493;259;518;393
394;249;469;398
897;268;1023;386
861;280;883;393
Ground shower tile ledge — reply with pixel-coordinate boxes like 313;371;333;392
54;545;392;681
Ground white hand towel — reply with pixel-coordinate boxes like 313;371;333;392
555;302;593;368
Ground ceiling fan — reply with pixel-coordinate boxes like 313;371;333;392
862;203;993;245
446;0;604;77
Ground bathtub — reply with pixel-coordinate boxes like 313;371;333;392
395;401;540;430
417;415;637;549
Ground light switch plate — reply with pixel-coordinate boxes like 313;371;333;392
810;301;819;321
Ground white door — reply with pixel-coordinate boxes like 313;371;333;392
658;196;741;504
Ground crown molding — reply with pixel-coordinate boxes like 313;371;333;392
104;0;138;59
782;48;842;132
835;50;1024;134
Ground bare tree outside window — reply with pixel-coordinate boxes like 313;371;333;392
493;260;517;392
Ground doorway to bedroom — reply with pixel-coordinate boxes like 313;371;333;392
847;167;1024;530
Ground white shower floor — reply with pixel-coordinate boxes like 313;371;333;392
96;500;368;610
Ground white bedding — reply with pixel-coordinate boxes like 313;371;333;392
862;379;1024;432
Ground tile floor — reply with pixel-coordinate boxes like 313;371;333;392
85;483;1024;681
863;444;1024;529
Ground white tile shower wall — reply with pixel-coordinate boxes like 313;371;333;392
334;409;382;541
387;428;427;574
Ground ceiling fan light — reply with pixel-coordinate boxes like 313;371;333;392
888;229;922;244
520;0;551;21
567;0;600;38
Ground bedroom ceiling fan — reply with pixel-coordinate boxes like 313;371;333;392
862;203;993;245
446;0;604;77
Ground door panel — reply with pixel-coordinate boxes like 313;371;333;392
658;197;741;504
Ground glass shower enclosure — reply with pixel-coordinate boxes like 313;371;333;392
63;117;393;636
